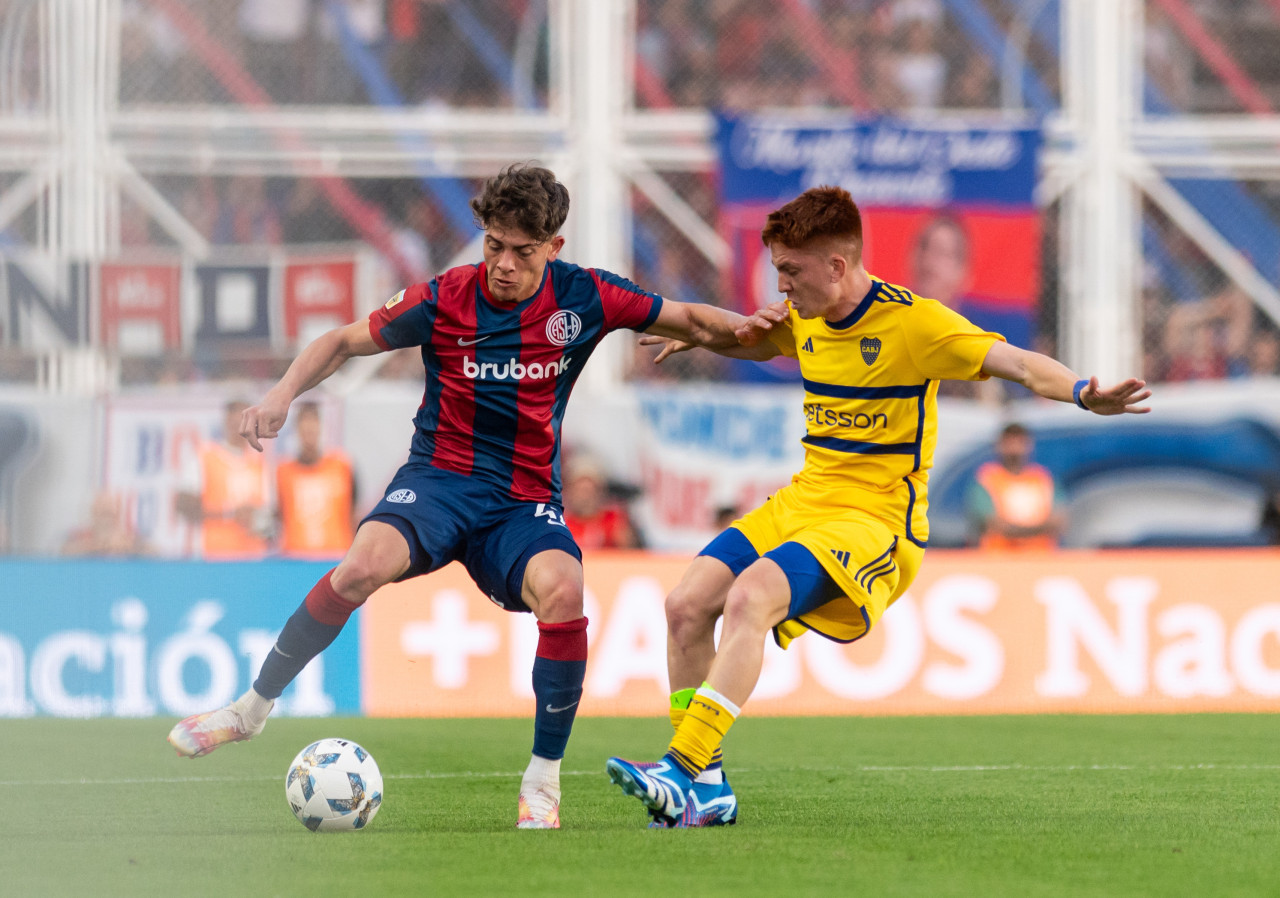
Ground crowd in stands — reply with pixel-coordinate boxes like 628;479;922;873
110;0;1280;115
1141;204;1280;384
119;0;547;109
4;0;1278;392
636;0;1005;113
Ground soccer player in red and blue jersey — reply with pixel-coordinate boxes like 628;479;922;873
167;164;749;829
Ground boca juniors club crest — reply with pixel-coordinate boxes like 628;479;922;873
860;336;881;365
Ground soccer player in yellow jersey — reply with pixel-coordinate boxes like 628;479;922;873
607;186;1152;827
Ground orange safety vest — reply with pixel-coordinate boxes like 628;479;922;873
975;461;1058;551
200;443;270;559
276;452;355;558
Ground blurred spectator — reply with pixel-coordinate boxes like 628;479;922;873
284;180;351;243
119;1;182;104
1205;284;1255;376
1247;326;1280;377
61;492;153;557
375;346;427;381
178;176;221;242
119;199;156;247
276;402;356;559
391;191;437;282
713;504;741;531
895;16;946;110
714;0;773;83
864;43;909;112
1164;311;1228;382
561;454;640;549
315;0;387;105
1261;485;1280;545
237;0;310;104
892;0;944;28
214;175;283;245
967;423;1065;550
639;0;711;85
946;51;997;108
1141;284;1173;382
120;352;202;388
1145;4;1195;109
175;400;272;559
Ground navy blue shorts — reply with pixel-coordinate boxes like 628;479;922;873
362;461;581;613
700;528;843;619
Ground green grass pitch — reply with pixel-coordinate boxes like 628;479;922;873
4;714;1278;897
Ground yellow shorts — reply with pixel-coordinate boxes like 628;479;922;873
729;482;925;649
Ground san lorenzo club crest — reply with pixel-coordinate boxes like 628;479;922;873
860;336;882;365
546;310;582;346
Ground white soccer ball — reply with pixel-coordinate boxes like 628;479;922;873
285;738;384;832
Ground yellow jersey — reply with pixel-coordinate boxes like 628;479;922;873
768;276;1004;546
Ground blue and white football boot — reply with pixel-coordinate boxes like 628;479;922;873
648;775;738;828
606;756;691;824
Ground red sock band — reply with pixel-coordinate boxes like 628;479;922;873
304;570;359;626
536;616;589;661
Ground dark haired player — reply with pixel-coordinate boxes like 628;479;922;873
606;186;1152;827
168;164;749;829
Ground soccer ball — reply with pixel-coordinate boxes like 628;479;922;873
285;738;383;832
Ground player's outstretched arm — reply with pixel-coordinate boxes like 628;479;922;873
980;342;1152;415
241;320;384;451
641;300;782;363
735;301;790;350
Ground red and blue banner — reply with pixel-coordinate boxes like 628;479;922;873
717;113;1043;378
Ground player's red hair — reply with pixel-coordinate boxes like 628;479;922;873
760;186;862;256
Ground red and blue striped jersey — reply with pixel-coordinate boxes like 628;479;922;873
368;259;663;502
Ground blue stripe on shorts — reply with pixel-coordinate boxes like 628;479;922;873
765;541;846;620
698;527;760;576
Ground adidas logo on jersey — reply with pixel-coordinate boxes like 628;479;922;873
463;355;571;381
801;337;814;353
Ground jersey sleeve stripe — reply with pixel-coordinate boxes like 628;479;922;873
802;380;927;399
801;435;918;455
635;296;663;332
878;283;915;305
368;316;392;351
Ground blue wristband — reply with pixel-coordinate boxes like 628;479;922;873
1072;379;1090;410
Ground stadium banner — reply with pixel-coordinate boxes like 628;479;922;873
0;560;359;718
97;259;184;354
360;550;1280;717
631;385;804;552
101;394;230;558
0;245;371;356
716;113;1042;363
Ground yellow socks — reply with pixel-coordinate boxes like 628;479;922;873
666;684;739;780
669;686;724;780
669;687;696;731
